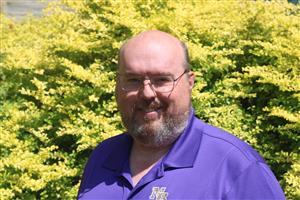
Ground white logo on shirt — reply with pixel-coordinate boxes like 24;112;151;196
149;187;168;200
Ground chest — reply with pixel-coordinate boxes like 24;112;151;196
79;166;223;200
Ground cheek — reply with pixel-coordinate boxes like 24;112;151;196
166;89;191;113
116;91;136;113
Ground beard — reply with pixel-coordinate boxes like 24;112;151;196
122;100;190;148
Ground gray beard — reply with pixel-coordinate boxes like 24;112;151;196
128;110;190;148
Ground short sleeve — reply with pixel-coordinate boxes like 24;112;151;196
224;162;285;200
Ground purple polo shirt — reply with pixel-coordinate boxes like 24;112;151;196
78;110;285;199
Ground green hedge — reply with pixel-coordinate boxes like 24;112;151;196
0;0;299;199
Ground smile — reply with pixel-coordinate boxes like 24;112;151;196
136;107;163;121
143;108;162;113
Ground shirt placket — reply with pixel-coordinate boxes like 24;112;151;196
127;161;165;199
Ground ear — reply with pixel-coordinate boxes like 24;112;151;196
188;71;195;90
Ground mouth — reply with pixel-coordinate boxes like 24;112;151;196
142;107;162;112
135;104;163;120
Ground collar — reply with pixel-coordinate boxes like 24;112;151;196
102;134;132;173
103;108;203;173
162;108;203;169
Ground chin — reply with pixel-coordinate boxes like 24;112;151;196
125;108;190;147
135;119;162;133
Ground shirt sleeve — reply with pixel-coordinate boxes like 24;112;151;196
224;161;286;200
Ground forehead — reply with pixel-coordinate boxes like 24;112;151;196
118;35;185;75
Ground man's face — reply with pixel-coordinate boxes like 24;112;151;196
116;32;194;147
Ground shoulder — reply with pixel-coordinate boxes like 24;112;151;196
79;133;131;185
191;117;267;180
89;133;131;161
95;133;130;149
194;117;265;164
78;133;132;198
81;133;131;172
192;118;285;198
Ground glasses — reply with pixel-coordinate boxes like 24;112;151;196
119;70;188;93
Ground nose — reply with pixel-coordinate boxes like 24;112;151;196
138;80;156;100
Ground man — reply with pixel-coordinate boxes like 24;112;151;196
78;30;285;199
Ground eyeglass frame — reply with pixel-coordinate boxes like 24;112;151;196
117;69;189;93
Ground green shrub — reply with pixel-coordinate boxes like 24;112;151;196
0;0;299;199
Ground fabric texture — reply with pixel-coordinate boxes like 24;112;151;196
78;109;285;199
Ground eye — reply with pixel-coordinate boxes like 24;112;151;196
125;77;141;83
152;76;173;85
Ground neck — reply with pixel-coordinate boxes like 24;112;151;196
129;140;171;186
131;140;171;163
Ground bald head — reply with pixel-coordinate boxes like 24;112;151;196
118;30;189;71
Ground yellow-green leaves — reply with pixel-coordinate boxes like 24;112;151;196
1;0;299;199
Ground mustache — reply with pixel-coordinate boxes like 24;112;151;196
133;100;163;111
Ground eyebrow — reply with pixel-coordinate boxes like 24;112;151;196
121;72;173;77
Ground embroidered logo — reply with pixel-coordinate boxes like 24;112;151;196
149;187;168;200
